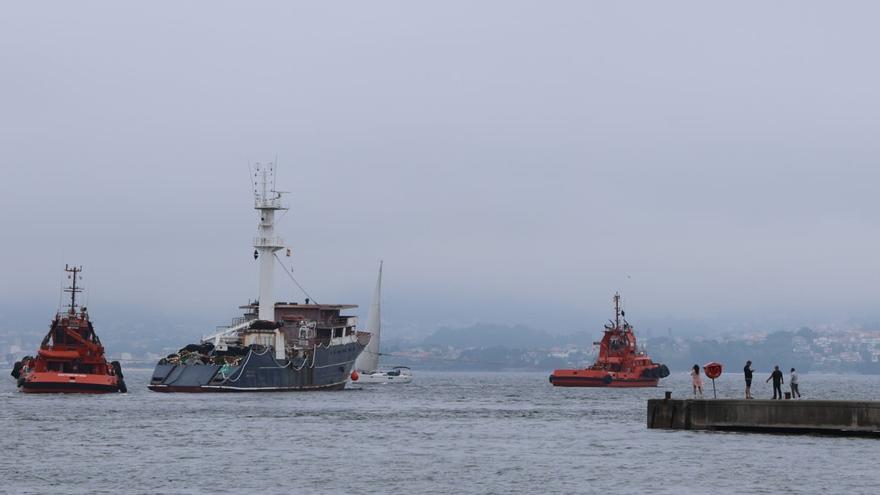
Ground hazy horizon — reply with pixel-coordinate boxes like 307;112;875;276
2;2;879;342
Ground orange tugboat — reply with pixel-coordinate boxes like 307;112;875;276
10;265;126;393
549;293;669;387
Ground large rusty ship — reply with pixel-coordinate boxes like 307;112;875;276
549;293;669;387
148;163;370;392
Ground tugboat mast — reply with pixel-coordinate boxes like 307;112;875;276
63;264;83;314
252;163;287;322
613;292;621;328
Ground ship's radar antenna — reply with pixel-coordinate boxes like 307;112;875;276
251;162;289;322
63;264;84;314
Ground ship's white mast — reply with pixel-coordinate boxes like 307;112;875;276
252;162;287;321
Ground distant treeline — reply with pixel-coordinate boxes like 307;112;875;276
385;326;880;373
646;331;814;373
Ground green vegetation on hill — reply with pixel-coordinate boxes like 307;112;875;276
646;331;814;373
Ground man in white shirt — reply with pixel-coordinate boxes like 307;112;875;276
790;368;801;398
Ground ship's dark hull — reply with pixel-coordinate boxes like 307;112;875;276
17;368;125;394
548;374;659;387
549;366;667;388
148;340;364;392
21;380;121;394
149;382;348;392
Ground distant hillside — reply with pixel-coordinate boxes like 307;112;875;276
0;302;220;357
422;323;574;349
645;330;817;373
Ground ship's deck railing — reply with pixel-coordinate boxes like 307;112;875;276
294;338;332;348
254;198;285;210
324;317;356;328
292;333;360;349
38;345;91;352
202;315;257;343
279;317;353;329
213;314;255;333
253;236;285;248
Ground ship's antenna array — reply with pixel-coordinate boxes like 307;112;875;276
613;292;621;328
63;264;84;313
251;161;279;203
251;162;288;321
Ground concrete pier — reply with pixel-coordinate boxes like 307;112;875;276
648;398;880;435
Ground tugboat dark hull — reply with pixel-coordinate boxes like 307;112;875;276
20;372;123;393
549;372;659;388
148;341;364;392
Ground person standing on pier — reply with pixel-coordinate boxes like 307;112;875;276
743;360;754;399
690;364;703;398
766;365;784;399
790;368;801;398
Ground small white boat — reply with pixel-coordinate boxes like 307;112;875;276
355;366;413;384
351;262;413;385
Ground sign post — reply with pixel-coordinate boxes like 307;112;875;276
703;362;723;399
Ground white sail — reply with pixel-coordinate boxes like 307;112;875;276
355;261;382;373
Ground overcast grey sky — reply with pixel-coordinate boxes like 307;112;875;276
1;2;879;336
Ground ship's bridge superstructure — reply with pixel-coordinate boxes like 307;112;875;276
240;302;359;349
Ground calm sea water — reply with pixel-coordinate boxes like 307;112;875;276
1;369;878;494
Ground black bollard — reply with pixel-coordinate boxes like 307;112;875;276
665;391;672;400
